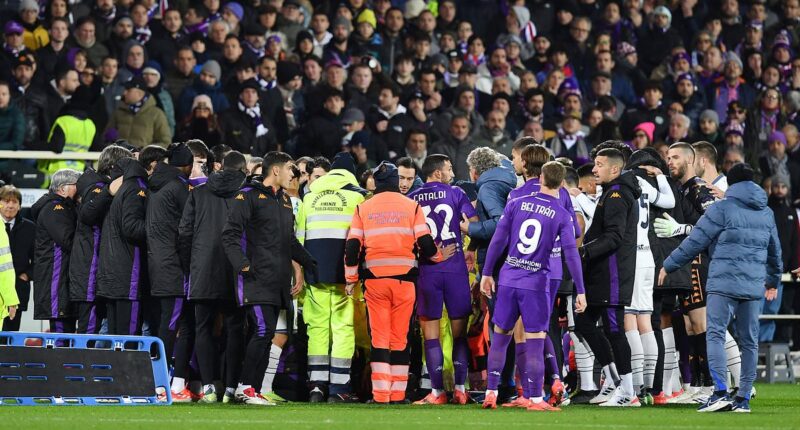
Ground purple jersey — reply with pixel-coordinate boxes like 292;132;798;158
408;181;477;273
483;193;585;294
508;179;580;281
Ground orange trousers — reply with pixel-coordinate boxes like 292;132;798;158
364;278;415;403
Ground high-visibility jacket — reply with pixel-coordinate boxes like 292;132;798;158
296;169;367;284
39;115;96;181
0;225;18;321
345;191;442;284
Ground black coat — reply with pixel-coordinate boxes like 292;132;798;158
146;163;191;297
178;169;246;301
5;215;35;312
768;197;799;272
296;110;345;160
222;181;314;308
96;158;149;301
11;85;51;151
219;107;279;157
69;169;108;302
31;192;76;319
582;171;641;306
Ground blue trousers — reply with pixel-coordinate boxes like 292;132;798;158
706;293;759;398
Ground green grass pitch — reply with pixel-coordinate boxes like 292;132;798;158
4;384;800;430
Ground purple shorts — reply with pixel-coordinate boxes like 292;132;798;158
492;286;550;333
548;278;560;308
416;269;471;319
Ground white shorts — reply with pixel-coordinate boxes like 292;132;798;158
626;266;655;314
275;299;299;333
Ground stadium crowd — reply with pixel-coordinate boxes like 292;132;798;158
0;0;798;414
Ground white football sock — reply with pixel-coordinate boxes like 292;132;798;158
725;331;741;389
641;331;658;390
571;332;598;391
662;327;677;396
626;330;644;390
261;343;282;393
171;376;185;393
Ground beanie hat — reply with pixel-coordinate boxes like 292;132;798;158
143;60;163;79
19;0;38;12
223;2;244;21
769;131;788;146
633;122;656;143
68;85;95;110
276;60;302;85
727;162;754;185
331;152;356;176
168;142;194;167
191;94;213;113
200;60;222;81
699;109;719;126
616;41;636;58
404;0;426;19
373;161;399;190
356;9;377;29
725;51;743;69
333;16;352;32
653;6;672;26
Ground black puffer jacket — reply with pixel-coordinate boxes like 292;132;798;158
582;171;641;306
69;169;109;302
219;107;279;157
96;158;149;301
221;181;315;308
178;169;246;301
31;192;76;319
146;163;191;297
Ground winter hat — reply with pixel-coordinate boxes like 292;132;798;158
671;52;691;65
404;0;426;19
341;108;365;125
356;9;377;29
769;131;788;146
675;72;694;84
333;16;352;32
699;109;719;126
331;152;356;175
725;122;744;136
168;142;194;167
725;51;743;69
143;60;163;79
512;5;531;29
295;30;313;46
4;21;23;35
223;2;244;21
200;60;222;81
191;94;213;113
238;78;260;93
616;41;636;58
276;61;302;85
348;131;371;149
123;76;147;90
653;6;672;26
19;0;38;12
558;79;581;100
726;162;754;185
633;122;656;143
373;161;399;189
68;85;95;110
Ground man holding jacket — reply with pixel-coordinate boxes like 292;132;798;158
295;152;367;403
659;163;782;414
222;151;318;406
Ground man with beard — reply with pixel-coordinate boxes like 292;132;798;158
35;17;70;82
147;9;186;73
322;17;353;69
10;54;49;151
475;110;514;158
653;142;717;404
165;47;197;102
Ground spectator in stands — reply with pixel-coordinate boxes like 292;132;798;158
430;114;480;181
177;60;229;119
19;0;49;52
709;52;756;125
105;76;171;148
177;95;223;149
0;81;24;171
73;17;110;68
475;110;514;158
166;47;197;102
142;61;176;135
759;131;800;203
762;175;797;342
746;87;787;165
0;184;35;331
296;89;346;159
10;54;48;152
36;17;69;81
220;79;279;156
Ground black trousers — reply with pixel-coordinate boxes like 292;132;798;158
76;301;104;334
195;300;246;387
2;312;22;331
240;304;280;387
106;299;142;335
575;304;632;375
157;296;196;379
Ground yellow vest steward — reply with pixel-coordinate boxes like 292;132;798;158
295;169;367;284
40;115;96;181
0;226;18;321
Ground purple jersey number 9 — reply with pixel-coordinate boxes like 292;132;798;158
517;219;542;255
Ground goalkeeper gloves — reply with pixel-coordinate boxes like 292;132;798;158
653;213;692;238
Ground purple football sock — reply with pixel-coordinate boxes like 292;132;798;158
487;332;512;391
424;339;444;390
453;337;469;387
515;342;529;398
526;338;546;399
544;335;561;384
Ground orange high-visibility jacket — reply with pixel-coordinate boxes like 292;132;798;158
345;191;441;283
